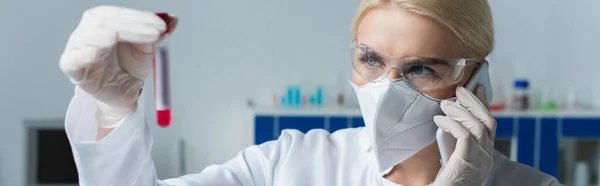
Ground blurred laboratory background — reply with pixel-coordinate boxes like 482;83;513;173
1;0;600;185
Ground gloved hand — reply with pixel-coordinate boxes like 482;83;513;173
59;6;176;128
432;86;497;186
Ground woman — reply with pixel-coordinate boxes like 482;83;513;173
59;0;561;185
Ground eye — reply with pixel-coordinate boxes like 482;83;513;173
358;53;383;68
407;65;434;76
366;58;379;67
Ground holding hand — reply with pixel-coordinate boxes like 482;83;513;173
59;6;176;128
433;86;497;186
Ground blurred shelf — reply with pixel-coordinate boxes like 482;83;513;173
251;106;600;117
491;110;600;117
251;106;362;116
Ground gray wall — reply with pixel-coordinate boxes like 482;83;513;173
1;0;598;185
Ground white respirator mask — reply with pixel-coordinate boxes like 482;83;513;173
351;80;442;174
350;63;493;174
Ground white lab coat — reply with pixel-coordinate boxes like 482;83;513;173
65;87;562;186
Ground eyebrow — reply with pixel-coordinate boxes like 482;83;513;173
357;44;377;53
356;42;457;66
357;43;387;55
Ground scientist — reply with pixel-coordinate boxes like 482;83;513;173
59;0;562;186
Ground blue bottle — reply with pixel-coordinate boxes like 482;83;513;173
294;86;301;107
316;87;323;106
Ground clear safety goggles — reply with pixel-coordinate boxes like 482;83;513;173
351;40;483;93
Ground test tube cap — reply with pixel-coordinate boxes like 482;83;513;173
155;13;179;35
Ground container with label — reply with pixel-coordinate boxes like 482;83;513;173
511;79;529;111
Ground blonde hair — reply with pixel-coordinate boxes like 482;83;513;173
351;0;494;60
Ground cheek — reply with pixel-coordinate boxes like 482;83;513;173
421;66;478;99
352;70;368;86
424;86;459;99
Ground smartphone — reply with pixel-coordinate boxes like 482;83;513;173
437;61;493;165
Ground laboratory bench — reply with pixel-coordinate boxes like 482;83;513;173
251;107;600;183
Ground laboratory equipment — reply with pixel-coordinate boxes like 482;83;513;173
337;92;345;107
281;86;302;107
276;86;327;107
272;90;281;106
302;95;309;106
154;12;177;127
564;87;589;111
316;86;323;105
539;87;557;112
337;72;346;107
511;79;529;111
308;86;324;106
489;100;505;112
488;79;505;112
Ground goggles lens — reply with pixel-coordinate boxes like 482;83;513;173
351;40;481;93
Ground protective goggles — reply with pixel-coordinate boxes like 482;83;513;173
351;40;484;93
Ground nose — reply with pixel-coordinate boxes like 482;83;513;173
387;68;401;80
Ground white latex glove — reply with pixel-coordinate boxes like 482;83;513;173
432;86;496;186
59;6;176;128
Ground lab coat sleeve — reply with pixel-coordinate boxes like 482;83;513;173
485;151;564;186
65;87;161;186
64;87;277;186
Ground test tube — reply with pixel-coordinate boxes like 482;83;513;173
154;13;177;127
154;40;171;127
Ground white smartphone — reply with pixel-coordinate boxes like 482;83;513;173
437;62;493;165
